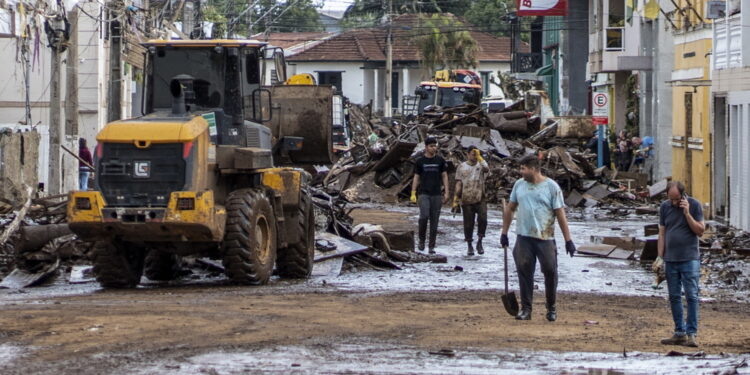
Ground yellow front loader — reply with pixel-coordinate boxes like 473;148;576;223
68;40;322;288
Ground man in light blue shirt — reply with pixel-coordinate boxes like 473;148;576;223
501;154;576;321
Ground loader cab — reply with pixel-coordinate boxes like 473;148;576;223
415;82;482;114
143;40;273;146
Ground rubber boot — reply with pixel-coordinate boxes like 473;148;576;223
476;236;484;255
467;241;475;256
546;304;557;322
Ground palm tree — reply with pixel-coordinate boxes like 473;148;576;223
415;14;478;75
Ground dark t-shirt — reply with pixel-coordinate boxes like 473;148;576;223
415;155;447;196
79;147;93;171
659;197;704;262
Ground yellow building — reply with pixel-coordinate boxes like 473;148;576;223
669;1;712;212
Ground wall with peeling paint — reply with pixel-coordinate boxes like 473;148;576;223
0;130;39;204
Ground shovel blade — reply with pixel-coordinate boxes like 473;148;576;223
501;292;519;317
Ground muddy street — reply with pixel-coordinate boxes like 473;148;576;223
1;205;749;374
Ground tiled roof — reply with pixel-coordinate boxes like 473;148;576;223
252;32;335;50
288;13;527;63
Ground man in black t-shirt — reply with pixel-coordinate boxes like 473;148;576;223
410;137;449;253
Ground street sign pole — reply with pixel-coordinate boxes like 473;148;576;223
591;92;610;168
598;125;604;168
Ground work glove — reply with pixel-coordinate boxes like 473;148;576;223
500;234;509;248
473;149;485;163
410;190;417;204
451;196;460;215
652;256;664;273
565;240;576;257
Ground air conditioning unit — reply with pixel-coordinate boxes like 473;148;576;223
706;0;726;19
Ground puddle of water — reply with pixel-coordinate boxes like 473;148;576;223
0;204;729;303
304;206;663;298
0;344;26;368
130;341;750;375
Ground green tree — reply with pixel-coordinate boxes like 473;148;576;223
342;0;472;29
254;0;323;33
203;0;323;38
415;14;478;74
462;0;516;37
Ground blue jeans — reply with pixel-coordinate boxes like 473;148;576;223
79;171;90;191
665;260;700;336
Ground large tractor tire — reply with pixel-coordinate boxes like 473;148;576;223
90;240;145;288
222;188;277;285
144;249;182;281
276;188;315;278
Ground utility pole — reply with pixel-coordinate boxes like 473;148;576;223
22;35;31;126
383;0;392;118
47;13;68;195
65;8;79;138
107;17;122;123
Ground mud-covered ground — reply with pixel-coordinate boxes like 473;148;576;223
1;204;749;374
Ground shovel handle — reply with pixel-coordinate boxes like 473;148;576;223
501;198;510;294
503;245;509;294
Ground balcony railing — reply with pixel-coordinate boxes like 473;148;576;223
512;52;544;73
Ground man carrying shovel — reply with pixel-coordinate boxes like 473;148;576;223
501;154;576;321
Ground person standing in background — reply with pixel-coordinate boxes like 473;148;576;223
78;138;93;191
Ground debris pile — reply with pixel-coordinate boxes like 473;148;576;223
0;190;95;288
322;102;661;209
698;225;750;300
310;187;446;277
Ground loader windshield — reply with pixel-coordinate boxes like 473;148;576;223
417;85;437;112
438;87;479;107
150;48;226;111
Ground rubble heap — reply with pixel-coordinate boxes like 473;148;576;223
0;192;93;287
699;225;750;300
310;187;445;276
323;103;659;209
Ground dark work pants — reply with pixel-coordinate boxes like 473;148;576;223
513;235;558;311
461;201;487;242
418;194;442;248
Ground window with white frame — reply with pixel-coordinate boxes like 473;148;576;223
605;0;624;51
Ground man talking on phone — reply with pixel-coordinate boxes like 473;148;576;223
654;181;705;347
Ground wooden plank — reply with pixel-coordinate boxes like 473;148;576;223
311;257;344;278
607;248;635;260
640;238;659;262
577;244;616;257
590;236;644;251
371;141;417;172
565;190;584;207
313;232;369;262
585;184;611;200
0;259;59;289
490;129;511;157
649;179;669;197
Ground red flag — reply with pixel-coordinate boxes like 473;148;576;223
516;0;568;16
